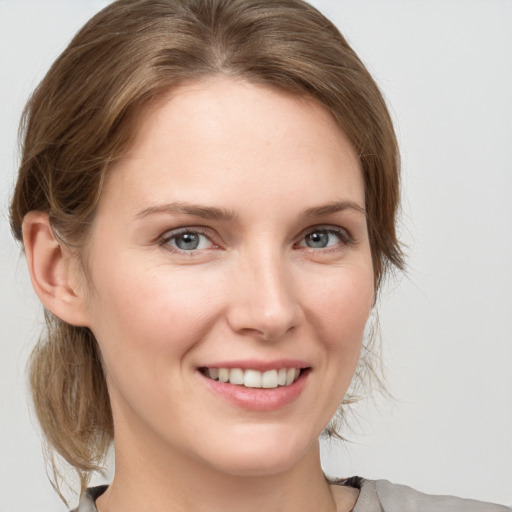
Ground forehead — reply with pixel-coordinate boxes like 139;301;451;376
101;77;364;217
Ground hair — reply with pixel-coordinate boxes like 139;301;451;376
10;0;404;497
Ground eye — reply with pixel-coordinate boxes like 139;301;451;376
161;229;214;252
298;227;351;249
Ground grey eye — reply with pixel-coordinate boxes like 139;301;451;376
305;231;330;248
300;229;347;249
174;232;200;250
169;231;216;251
161;229;215;252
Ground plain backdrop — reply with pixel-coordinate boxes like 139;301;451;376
1;1;511;510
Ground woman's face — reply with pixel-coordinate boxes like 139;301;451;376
78;77;374;476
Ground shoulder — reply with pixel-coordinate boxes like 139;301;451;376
74;481;511;512
353;478;511;512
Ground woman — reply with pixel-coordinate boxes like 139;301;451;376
7;0;510;511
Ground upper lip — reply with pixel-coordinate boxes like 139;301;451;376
198;359;311;372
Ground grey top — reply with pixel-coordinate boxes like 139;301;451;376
347;477;510;512
74;478;511;511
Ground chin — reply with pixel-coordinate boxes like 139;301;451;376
198;424;318;477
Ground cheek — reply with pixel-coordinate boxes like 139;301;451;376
86;262;225;369
307;264;374;347
84;266;226;426
297;264;374;428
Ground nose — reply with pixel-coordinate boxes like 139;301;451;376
226;249;304;341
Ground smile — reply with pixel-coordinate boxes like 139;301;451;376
201;367;303;389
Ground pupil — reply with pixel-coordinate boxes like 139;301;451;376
307;232;328;248
176;232;199;250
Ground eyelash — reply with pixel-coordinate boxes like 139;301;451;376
158;225;354;255
158;227;216;255
297;226;354;252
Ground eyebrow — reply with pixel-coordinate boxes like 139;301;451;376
302;200;367;219
135;200;366;222
135;202;239;222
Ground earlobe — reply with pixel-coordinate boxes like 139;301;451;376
22;211;89;327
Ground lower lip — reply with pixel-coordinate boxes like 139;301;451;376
199;370;309;411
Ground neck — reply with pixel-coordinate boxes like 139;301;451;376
97;439;338;512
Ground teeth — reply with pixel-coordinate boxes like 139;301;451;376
261;370;278;389
218;368;229;383
229;368;244;385
285;368;296;386
244;369;261;388
204;367;303;388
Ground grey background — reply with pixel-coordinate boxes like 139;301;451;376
1;1;511;510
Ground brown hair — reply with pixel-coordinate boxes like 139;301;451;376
10;0;403;496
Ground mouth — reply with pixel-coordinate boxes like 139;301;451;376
199;367;308;389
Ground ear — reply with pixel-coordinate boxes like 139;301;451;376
22;211;90;327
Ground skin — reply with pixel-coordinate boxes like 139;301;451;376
24;77;374;511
